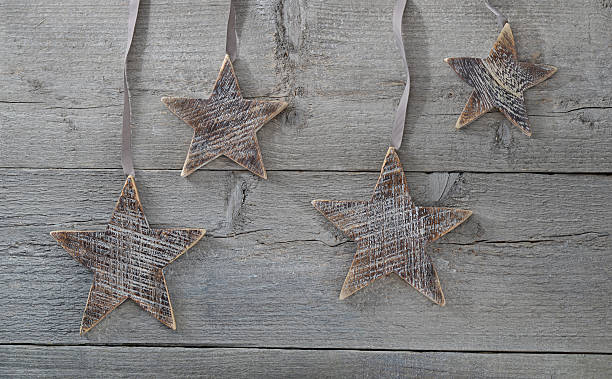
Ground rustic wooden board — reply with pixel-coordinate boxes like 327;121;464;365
1;0;611;172
1;346;610;378
2;0;611;376
2;169;610;352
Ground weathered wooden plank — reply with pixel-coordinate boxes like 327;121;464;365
2;169;610;351
1;0;611;172
1;346;610;378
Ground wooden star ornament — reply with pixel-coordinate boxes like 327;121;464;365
162;55;288;178
51;176;205;334
312;147;472;305
445;23;557;136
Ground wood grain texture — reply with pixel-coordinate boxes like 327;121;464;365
2;169;610;352
1;346;610;378
162;55;287;178
313;147;471;304
51;176;205;333
1;0;610;173
1;0;611;375
445;23;557;135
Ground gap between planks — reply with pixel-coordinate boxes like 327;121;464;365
1;167;611;175
1;343;611;355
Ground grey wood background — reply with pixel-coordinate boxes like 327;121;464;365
1;0;610;377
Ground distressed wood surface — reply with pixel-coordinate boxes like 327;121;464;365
313;147;471;304
445;23;557;135
1;0;611;173
1;0;611;376
162;55;287;178
2;169;610;352
51;176;205;333
1;346;610;379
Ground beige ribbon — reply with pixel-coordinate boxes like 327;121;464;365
226;0;238;61
485;0;508;28
121;0;139;177
390;0;409;149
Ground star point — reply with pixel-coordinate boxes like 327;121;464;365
313;148;471;305
445;23;557;136
162;55;287;178
51;176;205;333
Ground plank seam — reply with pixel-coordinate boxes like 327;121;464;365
1;343;611;355
1;167;611;175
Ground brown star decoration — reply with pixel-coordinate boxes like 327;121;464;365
162;55;288;178
312;147;472;305
51;176;205;334
445;23;557;136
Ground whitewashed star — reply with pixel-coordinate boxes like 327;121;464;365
445;23;557;136
312;148;472;305
162;55;288;178
51;176;205;334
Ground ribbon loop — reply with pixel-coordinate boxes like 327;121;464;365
121;0;139;177
484;0;508;29
390;0;409;149
226;0;238;61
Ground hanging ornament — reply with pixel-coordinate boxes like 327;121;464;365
312;0;472;305
51;0;205;334
444;1;557;136
162;1;287;178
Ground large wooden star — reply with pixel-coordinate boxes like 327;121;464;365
162;55;288;178
312;148;472;305
445;23;557;136
51;176;205;334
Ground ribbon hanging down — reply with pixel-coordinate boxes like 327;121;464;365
485;0;508;28
121;0;140;177
226;0;239;62
390;0;409;150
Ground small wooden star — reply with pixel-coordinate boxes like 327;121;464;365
312;147;472;305
445;23;557;136
162;55;288;178
51;176;205;334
